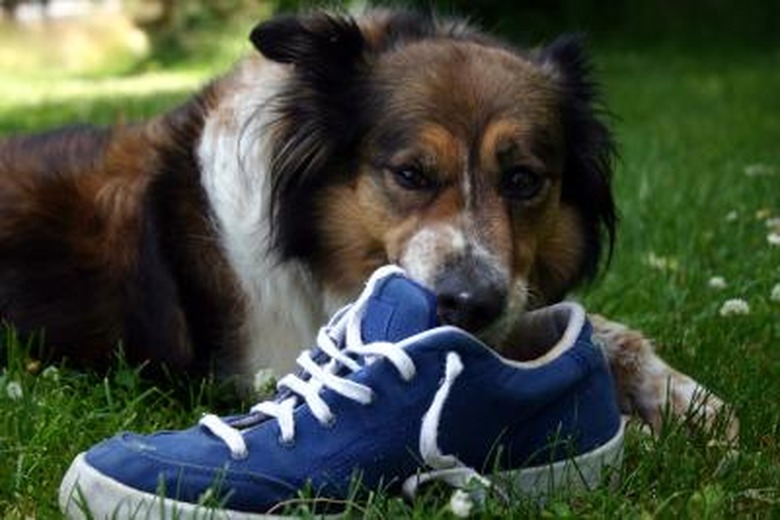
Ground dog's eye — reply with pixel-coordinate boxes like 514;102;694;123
501;167;545;201
391;165;434;191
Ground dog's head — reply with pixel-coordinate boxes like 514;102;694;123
251;10;616;343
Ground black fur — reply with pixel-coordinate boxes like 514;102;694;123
0;89;232;373
251;12;370;262
539;34;617;287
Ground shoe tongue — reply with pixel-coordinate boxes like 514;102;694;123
361;273;439;343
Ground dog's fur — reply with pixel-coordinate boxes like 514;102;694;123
0;10;735;437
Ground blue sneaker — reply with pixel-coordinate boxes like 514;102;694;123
59;265;624;518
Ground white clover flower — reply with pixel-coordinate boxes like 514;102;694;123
41;366;60;382
449;489;474;518
724;211;739;222
771;284;780;303
744;164;775;177
768;232;780;247
6;381;23;400
766;217;780;232
253;368;277;397
719;299;750;316
708;276;727;289
645;252;679;272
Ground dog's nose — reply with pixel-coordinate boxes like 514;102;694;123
435;267;507;332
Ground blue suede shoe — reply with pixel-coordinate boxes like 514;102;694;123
60;265;623;518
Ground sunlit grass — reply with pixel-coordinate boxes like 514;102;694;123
0;9;263;132
0;71;207;108
0;47;229;133
0;13;148;76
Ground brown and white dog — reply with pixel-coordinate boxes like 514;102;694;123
0;10;735;437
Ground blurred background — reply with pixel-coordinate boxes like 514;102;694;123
0;0;777;77
1;0;777;134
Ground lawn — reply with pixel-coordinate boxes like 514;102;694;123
1;27;779;519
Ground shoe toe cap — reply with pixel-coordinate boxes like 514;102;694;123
82;430;298;513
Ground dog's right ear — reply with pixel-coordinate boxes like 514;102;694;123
250;13;365;72
250;13;370;264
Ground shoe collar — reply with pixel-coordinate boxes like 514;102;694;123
390;301;589;369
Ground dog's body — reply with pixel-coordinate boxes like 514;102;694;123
0;10;734;436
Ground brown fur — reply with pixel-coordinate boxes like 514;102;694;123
312;39;578;318
0;90;245;373
0;9;736;439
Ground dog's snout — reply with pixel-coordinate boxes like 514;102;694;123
435;266;507;332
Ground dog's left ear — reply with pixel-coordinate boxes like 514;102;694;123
537;35;618;284
250;12;365;75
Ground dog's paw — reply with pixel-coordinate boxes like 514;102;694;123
644;369;740;443
591;313;739;443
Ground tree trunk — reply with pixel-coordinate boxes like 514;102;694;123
158;0;176;28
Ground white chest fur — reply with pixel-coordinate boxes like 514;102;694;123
197;56;333;382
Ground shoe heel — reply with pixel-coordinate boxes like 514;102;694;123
497;417;625;503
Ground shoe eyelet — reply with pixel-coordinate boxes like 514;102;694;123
364;390;376;406
322;415;337;429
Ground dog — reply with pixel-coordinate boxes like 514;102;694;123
0;9;735;438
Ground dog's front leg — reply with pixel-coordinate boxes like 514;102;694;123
590;314;739;442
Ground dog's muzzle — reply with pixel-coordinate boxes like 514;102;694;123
434;259;508;333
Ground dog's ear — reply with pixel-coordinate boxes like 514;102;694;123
250;13;370;263
538;34;594;91
250;13;365;73
538;35;618;284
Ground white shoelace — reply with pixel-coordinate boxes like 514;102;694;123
200;265;416;460
199;265;492;506
400;352;494;502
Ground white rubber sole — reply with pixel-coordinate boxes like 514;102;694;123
59;419;624;519
499;417;625;500
59;454;288;520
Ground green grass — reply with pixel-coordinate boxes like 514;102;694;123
1;36;779;518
